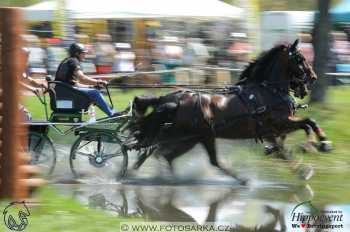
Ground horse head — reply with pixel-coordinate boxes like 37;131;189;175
287;39;317;99
238;44;291;86
238;40;317;99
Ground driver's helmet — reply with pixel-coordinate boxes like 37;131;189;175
68;43;88;57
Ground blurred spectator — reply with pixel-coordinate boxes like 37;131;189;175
112;43;136;73
29;22;53;38
157;36;184;83
20;47;47;121
75;34;96;74
227;33;251;69
46;38;67;75
94;34;116;74
75;34;95;59
299;33;314;64
20;47;46;94
332;32;350;56
162;36;183;64
331;31;350;73
183;38;210;66
21;34;47;76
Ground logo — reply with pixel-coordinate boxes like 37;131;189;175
3;201;30;231
290;201;344;231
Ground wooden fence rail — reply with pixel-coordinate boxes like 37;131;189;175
0;8;41;200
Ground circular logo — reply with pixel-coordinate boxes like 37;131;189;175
120;224;129;231
3;201;30;231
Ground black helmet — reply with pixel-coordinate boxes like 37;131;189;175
68;43;87;56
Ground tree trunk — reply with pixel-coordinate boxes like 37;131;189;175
310;0;331;103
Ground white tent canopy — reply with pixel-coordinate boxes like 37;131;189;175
25;0;243;21
25;1;57;21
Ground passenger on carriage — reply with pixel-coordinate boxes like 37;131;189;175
55;43;121;117
20;47;47;121
20;47;47;95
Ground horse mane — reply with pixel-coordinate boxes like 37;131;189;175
238;44;287;85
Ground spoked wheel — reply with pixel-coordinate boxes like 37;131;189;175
70;131;128;181
27;131;56;176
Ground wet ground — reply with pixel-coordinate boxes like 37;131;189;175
43;139;350;231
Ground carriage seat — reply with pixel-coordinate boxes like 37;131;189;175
47;81;93;122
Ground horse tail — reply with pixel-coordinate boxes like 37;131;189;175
133;95;161;117
125;94;180;151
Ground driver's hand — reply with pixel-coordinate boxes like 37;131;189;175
96;80;107;86
39;83;46;88
33;88;44;95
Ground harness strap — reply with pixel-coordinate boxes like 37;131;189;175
237;91;265;143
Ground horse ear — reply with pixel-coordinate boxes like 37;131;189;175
290;39;299;51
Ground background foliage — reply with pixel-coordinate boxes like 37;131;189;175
0;0;42;7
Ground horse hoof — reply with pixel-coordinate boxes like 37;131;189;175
264;145;276;155
239;178;249;186
264;145;278;155
318;140;333;152
298;165;314;181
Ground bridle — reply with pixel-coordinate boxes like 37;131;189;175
257;49;308;94
288;50;309;85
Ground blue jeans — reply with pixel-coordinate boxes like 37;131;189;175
76;87;114;116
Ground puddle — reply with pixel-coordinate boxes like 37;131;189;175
42;139;350;231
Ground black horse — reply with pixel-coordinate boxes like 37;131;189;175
125;40;332;184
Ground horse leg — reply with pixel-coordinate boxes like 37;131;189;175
303;118;332;152
201;136;247;185
265;135;294;160
133;147;156;170
157;140;199;177
283;117;331;152
264;135;288;156
265;134;313;180
272;118;325;180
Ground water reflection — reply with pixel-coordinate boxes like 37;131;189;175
55;182;321;231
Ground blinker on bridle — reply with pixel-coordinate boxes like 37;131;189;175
288;51;307;83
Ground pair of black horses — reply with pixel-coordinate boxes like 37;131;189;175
125;39;332;184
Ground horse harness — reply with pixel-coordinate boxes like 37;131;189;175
195;84;299;143
145;86;298;144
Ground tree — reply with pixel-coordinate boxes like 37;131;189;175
223;0;317;11
0;0;42;7
310;0;331;103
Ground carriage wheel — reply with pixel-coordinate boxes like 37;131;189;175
70;131;128;181
27;131;57;176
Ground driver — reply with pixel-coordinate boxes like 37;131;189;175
55;43;120;117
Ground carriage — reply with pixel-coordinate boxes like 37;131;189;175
26;40;332;183
25;78;131;179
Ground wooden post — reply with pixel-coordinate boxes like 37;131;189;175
0;8;28;200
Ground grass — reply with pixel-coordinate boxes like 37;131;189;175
0;187;138;232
